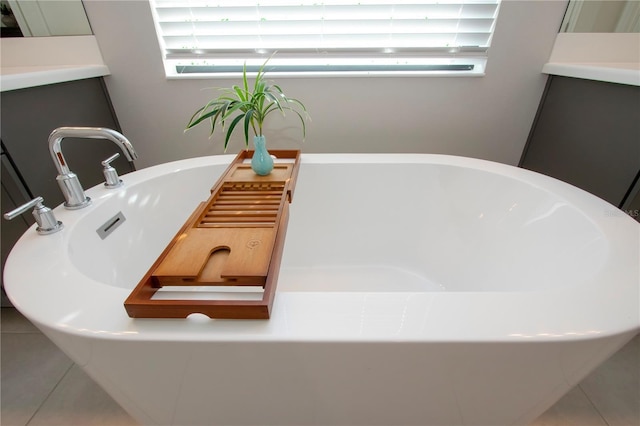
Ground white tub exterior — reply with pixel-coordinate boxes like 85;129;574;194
5;154;639;425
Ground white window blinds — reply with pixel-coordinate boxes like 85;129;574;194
150;0;502;76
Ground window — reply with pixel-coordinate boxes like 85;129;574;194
149;0;501;77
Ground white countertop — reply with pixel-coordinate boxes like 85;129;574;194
543;62;640;86
544;34;640;86
0;64;110;92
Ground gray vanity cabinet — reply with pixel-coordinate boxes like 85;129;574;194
1;145;34;306
520;76;640;211
1;77;132;306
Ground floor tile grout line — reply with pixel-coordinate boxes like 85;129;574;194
578;383;611;426
24;362;75;426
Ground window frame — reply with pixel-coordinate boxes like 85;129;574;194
149;0;502;78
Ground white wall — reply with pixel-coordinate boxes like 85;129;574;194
83;0;568;169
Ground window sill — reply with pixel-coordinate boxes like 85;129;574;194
163;58;487;79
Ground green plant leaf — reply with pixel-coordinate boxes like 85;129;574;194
208;101;230;136
224;113;246;152
185;105;208;129
263;90;284;113
223;100;249;120
232;85;248;103
186;104;223;130
286;96;308;113
243;109;254;147
242;62;249;94
290;107;308;140
271;84;285;94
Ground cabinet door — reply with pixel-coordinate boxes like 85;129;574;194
520;76;640;207
1;149;33;306
1;78;134;208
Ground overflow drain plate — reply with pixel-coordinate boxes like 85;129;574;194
96;211;126;240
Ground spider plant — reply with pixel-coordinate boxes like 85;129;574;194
185;58;309;151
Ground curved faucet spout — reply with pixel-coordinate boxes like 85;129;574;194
48;127;138;209
49;127;138;175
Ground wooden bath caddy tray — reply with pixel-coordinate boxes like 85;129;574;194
124;150;300;319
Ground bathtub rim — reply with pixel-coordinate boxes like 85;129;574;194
4;153;639;343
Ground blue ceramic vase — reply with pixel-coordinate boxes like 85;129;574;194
251;135;274;176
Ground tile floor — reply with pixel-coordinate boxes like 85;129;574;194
1;307;638;426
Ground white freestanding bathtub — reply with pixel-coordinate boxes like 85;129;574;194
4;154;639;426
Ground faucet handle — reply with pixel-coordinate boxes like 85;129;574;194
102;153;123;188
4;196;63;235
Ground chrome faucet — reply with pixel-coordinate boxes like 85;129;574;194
48;127;138;209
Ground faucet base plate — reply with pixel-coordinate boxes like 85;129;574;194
36;221;64;235
64;197;91;210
